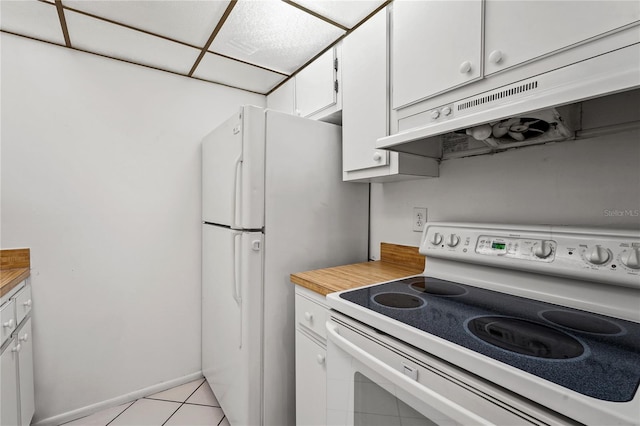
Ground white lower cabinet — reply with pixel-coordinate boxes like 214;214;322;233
294;286;329;426
0;281;34;426
17;318;34;426
295;330;327;426
1;339;20;426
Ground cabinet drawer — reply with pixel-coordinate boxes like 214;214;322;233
295;294;328;340
1;300;16;346
14;285;32;325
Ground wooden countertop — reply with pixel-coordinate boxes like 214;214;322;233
1;249;31;298
291;243;425;296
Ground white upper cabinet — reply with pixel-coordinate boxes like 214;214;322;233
342;7;389;172
484;0;640;75
295;45;342;120
342;7;439;182
391;0;483;109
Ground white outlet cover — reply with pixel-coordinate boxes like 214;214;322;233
413;207;427;232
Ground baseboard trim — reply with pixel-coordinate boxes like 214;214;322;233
32;371;204;426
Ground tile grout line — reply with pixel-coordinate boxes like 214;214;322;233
182;401;222;408
104;401;135;426
160;379;207;426
160;403;184;426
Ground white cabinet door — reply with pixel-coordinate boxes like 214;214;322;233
295;330;327;426
485;0;640;75
342;7;389;172
296;48;339;118
1;341;19;426
391;0;483;109
17;318;34;426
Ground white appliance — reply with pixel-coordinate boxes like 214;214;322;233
327;222;640;426
201;106;369;426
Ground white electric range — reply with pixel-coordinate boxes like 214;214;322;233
326;222;640;425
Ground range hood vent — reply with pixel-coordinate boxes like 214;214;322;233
458;81;539;112
377;44;640;158
442;106;577;159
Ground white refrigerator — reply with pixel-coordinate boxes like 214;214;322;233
201;106;369;426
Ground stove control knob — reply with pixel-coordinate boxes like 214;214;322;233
533;240;553;259
620;248;640;269
430;232;443;246
586;245;611;265
446;234;460;247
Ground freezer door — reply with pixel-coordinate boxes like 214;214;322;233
202;224;264;426
202;106;265;229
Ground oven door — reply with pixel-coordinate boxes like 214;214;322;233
326;314;553;426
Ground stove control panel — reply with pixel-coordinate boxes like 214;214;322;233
420;222;640;289
475;236;557;262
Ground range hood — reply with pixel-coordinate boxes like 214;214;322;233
377;44;640;158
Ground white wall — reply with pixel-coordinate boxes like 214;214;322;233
0;34;264;423
370;130;640;260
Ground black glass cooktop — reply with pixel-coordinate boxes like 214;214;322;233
339;276;640;402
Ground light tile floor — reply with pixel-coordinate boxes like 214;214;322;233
61;379;229;426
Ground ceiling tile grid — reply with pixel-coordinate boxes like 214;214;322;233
0;0;389;94
0;0;65;44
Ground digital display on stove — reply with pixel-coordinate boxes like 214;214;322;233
491;242;506;250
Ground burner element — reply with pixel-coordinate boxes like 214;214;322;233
540;310;624;335
407;278;467;296
373;293;425;309
468;316;585;359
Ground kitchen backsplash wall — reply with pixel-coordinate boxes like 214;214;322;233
1;33;264;424
370;128;640;261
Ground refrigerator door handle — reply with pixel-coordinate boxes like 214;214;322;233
232;231;242;349
231;155;243;230
232;232;242;305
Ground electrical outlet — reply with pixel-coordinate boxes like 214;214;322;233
413;208;427;232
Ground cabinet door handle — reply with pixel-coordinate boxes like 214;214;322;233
373;152;383;162
489;50;503;64
11;343;22;353
23;299;32;308
316;354;325;365
304;312;313;322
3;319;14;329
19;333;29;342
459;61;472;74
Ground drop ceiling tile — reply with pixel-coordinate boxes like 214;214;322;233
291;0;387;28
0;0;65;45
193;52;286;94
64;10;201;74
209;0;345;75
62;0;229;47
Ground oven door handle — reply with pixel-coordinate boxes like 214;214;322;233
326;322;495;426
